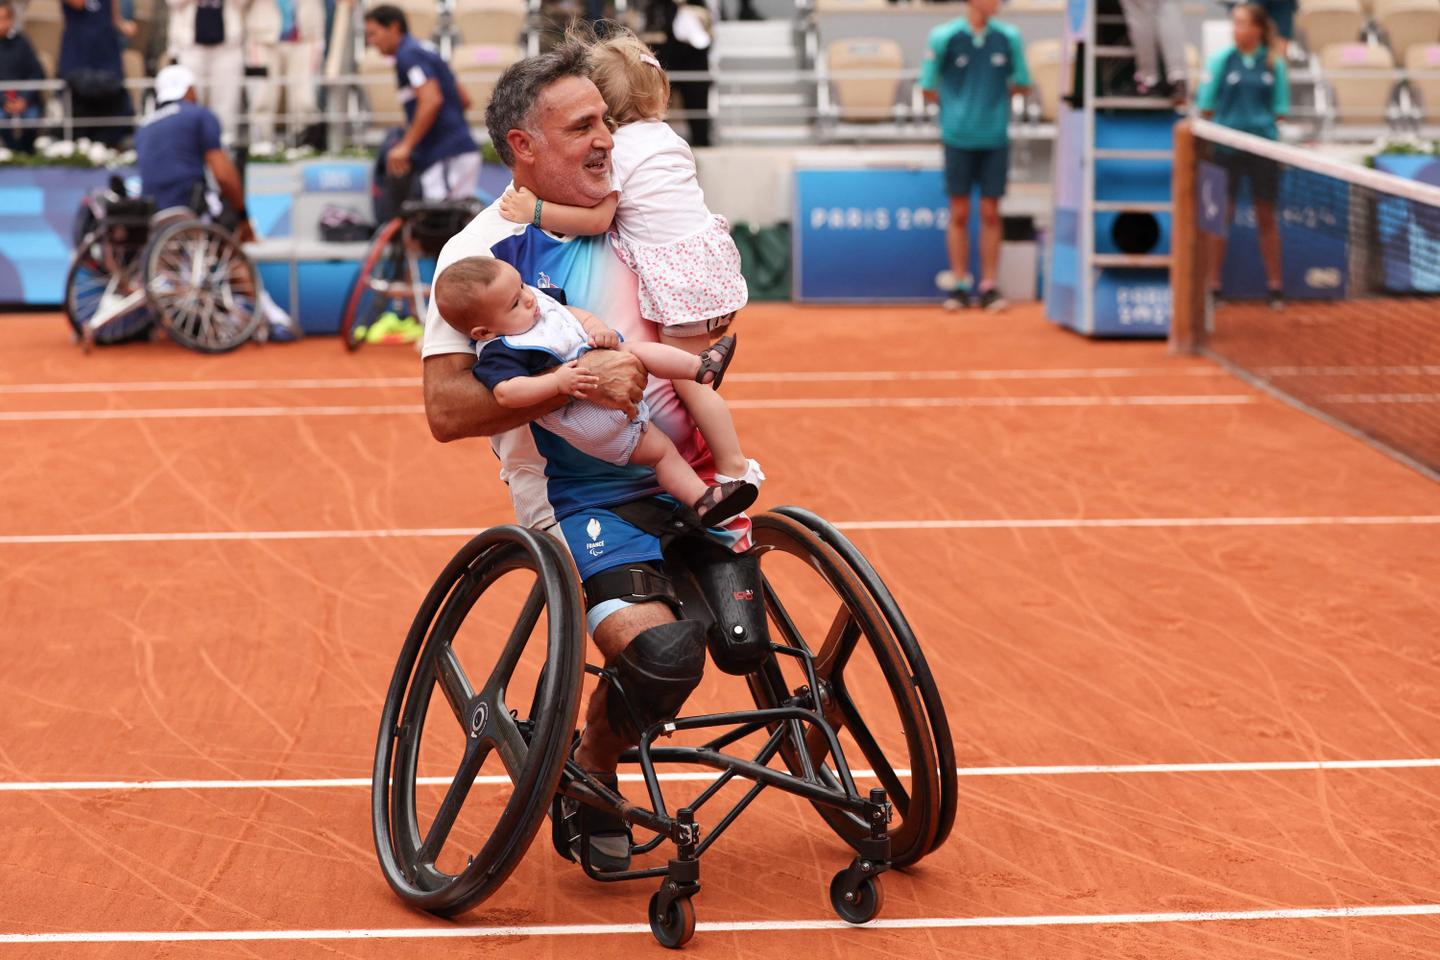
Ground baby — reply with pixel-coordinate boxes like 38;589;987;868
434;255;757;527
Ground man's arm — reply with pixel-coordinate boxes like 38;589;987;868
388;77;442;176
424;349;647;442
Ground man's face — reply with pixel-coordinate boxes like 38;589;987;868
471;263;539;340
364;20;401;56
523;76;615;208
0;6;14;36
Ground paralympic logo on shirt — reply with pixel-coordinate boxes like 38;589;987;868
586;517;606;557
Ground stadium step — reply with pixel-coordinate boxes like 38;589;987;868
1092;253;1172;268
1092;96;1182;111
1094;148;1173;160
1092;200;1173;212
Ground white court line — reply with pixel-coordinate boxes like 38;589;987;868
1326;393;1440;404
3;903;1439;943
6;757;1440;793
2;514;1437;546
0;395;1259;422
0;368;1225;395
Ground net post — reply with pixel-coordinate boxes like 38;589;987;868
1169;119;1202;355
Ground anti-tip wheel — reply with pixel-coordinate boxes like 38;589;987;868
648;891;697;949
829;870;884;925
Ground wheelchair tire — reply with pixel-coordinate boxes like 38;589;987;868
746;511;942;867
63;230;155;346
143;220;263;353
372;526;586;916
339;216;407;352
770;506;957;854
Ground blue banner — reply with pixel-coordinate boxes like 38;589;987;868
1219;169;1348;300
794;167;955;302
1198;161;1228;238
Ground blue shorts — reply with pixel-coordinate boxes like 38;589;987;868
554;499;746;634
944;145;1009;199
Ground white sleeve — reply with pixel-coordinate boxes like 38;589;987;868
422;231;491;359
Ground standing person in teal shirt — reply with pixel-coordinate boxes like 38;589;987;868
919;0;1029;311
1197;3;1289;308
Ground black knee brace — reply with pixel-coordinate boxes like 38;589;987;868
687;547;771;676
605;619;707;740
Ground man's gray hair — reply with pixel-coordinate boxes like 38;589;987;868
484;41;592;168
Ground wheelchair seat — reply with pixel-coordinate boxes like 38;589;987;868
101;196;157;227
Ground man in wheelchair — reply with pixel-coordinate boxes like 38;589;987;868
420;43;771;874
135;65;253;241
131;64;295;339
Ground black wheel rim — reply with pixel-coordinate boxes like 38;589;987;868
770;505;957;853
64;231;153;344
372;526;585;915
342;219;416;351
747;512;941;867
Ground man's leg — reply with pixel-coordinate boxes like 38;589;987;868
943;145;976;309
976;146;1009;311
571;600;679;774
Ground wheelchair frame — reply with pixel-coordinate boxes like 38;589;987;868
64;195;264;354
338;197;483;351
372;507;955;948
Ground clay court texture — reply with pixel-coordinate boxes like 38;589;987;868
1;302;1438;958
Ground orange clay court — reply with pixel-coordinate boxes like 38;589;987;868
1;302;1438;958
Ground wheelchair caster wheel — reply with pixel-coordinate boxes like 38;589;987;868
829;870;884;924
649;890;696;948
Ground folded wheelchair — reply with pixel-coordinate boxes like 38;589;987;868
372;504;956;948
64;186;263;353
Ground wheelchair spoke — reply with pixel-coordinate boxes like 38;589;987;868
434;644;477;728
814;605;862;680
487;705;528;781
761;574;812;654
483;579;546;696
833;686;912;816
416;738;488;867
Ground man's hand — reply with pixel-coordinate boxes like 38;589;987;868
575;348;645;418
117;18;137;37
3;93;24;117
233;219;256;244
387;140;413;177
499;186;538;225
552;360;600;399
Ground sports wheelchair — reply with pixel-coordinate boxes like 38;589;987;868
372;504;956;948
64;189;264;353
338;197;483;351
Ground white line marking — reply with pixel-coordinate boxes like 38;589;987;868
6;758;1440;793
0;368;1225;395
2;515;1436;546
1325;393;1440;404
3;904;1439;943
0;395;1259;422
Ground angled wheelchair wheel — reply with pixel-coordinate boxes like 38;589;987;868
143;220;263;353
372;525;586;916
769;506;957;854
64;230;154;347
747;511;942;867
339;217;412;351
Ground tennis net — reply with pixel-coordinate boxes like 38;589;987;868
1170;118;1440;480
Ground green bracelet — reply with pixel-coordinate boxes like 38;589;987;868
532;198;543;227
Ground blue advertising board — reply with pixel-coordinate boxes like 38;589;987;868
0;166;135;305
1218;169;1348;300
1371;154;1440;292
794;167;962;302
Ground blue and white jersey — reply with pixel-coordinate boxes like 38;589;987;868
471;286;594;390
135;99;222;211
392;33;477;170
423;201;719;530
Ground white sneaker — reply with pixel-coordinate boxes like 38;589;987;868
715;458;765;489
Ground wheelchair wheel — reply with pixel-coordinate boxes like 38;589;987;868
143;220;263;353
372;525;586;916
747;511;942;867
770;506;957;854
63;231;154;346
339;217;412;351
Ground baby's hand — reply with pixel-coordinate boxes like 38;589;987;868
498;186;538;225
553;360;600;398
587;326;620;350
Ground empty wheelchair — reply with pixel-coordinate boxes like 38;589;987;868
64;190;264;353
372;504;956;948
339;197;483;350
